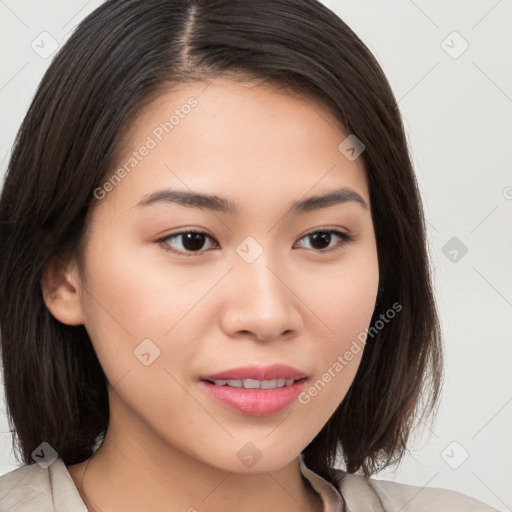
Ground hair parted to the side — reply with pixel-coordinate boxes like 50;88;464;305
0;0;442;482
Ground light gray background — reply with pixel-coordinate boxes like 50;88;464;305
1;1;511;510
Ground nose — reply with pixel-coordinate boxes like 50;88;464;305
219;252;303;342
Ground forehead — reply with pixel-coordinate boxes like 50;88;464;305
96;77;370;215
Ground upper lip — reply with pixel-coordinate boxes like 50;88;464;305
201;364;308;382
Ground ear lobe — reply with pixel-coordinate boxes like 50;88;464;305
41;258;85;326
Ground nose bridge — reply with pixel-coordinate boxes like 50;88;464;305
219;238;301;340
243;255;283;308
236;233;280;289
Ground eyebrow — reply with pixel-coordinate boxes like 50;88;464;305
136;186;369;216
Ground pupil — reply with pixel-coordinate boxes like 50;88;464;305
183;233;205;251
310;232;331;250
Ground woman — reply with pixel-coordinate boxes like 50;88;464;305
0;0;496;510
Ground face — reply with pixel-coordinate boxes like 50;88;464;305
67;77;379;473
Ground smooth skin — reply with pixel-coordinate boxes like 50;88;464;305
42;77;379;512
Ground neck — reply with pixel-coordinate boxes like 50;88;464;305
67;393;324;512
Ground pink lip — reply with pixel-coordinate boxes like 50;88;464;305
201;364;308;382
200;364;309;417
200;379;307;416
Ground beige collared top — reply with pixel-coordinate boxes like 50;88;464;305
0;455;498;511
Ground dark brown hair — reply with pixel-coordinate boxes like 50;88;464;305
0;0;442;482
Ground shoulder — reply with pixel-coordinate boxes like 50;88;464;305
0;458;87;512
330;468;498;512
0;462;54;512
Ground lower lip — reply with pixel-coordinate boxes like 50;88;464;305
200;379;307;416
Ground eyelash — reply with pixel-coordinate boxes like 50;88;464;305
156;227;355;257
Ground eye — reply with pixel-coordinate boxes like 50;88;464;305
295;228;355;253
157;230;219;256
156;227;355;257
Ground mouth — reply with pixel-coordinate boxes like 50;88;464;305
199;364;309;416
200;377;308;417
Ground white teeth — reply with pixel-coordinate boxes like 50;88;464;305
212;378;299;389
243;379;262;389
260;379;276;389
226;379;243;388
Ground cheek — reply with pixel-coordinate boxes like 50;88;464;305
295;251;379;407
300;247;379;343
78;231;203;380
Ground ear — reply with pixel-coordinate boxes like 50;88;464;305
41;257;86;326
